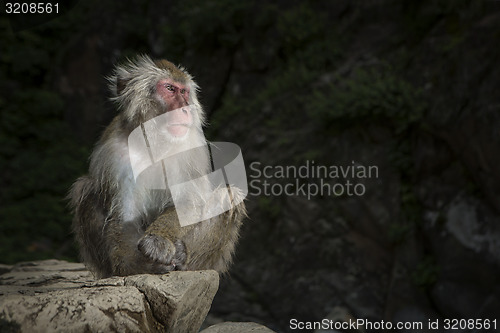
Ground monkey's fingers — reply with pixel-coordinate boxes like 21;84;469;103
138;234;188;273
170;239;188;271
138;233;176;264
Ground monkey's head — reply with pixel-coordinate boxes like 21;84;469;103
109;55;205;139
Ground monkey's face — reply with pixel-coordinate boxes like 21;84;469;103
110;56;205;138
155;79;193;138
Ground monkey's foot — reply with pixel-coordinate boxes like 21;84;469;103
138;234;187;273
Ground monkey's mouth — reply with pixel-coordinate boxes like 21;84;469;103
167;123;190;137
164;106;193;138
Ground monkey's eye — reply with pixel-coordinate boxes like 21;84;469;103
180;88;186;94
165;84;175;92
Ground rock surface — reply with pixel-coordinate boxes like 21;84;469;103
200;321;276;333
0;260;219;333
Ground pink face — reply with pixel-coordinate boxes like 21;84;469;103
156;79;192;137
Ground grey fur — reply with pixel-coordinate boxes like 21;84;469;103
68;56;245;278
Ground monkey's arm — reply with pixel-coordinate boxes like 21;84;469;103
139;186;246;273
144;206;183;239
138;206;190;271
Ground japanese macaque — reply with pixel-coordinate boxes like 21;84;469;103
69;55;246;278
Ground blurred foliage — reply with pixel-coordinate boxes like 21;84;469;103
0;89;89;263
412;256;439;289
173;0;248;50
400;0;485;43
256;197;281;222
0;4;92;263
205;2;431;247
310;66;426;135
309;66;428;241
209;2;342;137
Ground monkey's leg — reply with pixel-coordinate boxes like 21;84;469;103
106;217;182;276
181;186;247;273
70;176;113;278
184;202;245;273
138;207;190;271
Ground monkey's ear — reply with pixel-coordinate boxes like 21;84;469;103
116;78;130;96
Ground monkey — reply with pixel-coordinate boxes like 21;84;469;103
68;55;246;278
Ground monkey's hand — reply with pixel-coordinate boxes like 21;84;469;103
137;234;187;272
137;206;188;273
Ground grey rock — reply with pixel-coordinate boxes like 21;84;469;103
445;195;500;263
0;264;12;275
200;321;276;333
125;271;219;333
0;285;155;332
0;260;219;333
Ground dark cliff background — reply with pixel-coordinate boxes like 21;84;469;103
1;0;499;331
